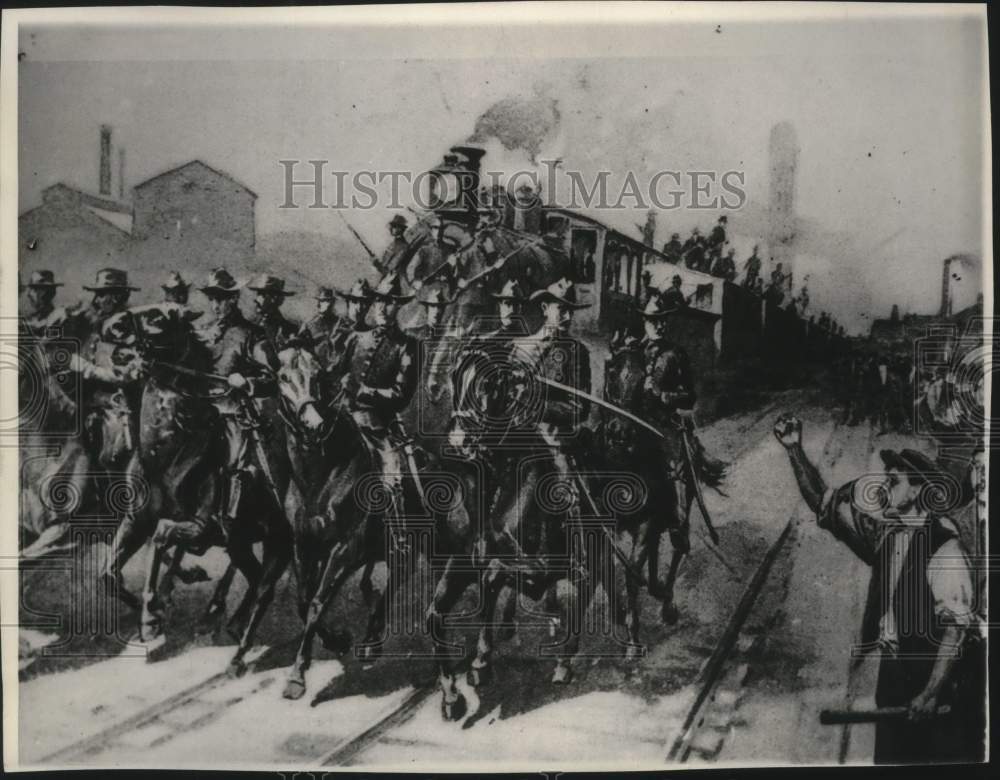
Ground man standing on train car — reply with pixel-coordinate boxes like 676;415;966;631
773;415;985;764
662;232;684;264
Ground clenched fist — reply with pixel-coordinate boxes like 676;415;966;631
773;413;802;449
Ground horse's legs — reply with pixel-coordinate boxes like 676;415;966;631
467;562;507;688
359;559;376;610
99;512;150;613
283;541;357;700
139;537;168;650
550;561;600;685
222;541;263;642
427;555;476;721
226;537;292;678
197;562;238;634
357;535;414;667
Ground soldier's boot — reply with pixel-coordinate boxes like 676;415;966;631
218;468;254;544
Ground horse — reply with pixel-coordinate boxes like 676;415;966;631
593;330;726;654
97;304;294;676
273;344;472;700
18;319;138;560
424;335;615;720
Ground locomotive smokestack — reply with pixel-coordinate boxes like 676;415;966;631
99;124;112;196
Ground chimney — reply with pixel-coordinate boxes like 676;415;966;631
118;147;126;200
99;124;112;196
940;257;953;317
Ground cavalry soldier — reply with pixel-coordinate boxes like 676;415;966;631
637;291;697;560
299;287;340;363
248;273;298;352
325;278;373;372
336;272;419;528
20;270;77;336
774;416;984;764
380;214;413;276
61;268;144;469
184;268;281;541
510;277;592;474
161;271;191;305
662;232;683;263
408;284;454;403
743;245;762;288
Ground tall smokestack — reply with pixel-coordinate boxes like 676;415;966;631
768;121;799;289
940;257;953;317
99;124;112;196
118;147;126;200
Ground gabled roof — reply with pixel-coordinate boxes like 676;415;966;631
134;160;257;199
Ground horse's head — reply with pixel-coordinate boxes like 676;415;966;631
276;346;332;436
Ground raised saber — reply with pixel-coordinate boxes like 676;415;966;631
535;376;721;545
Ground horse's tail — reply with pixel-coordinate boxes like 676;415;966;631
689;432;727;489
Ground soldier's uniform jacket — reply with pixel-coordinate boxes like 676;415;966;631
640;336;695;429
381;236;413;277
61;304;138;409
339;322;418;432
254;311;299;353
199;310;278;415
300;313;341;364
511;325;591;438
708;224;727;249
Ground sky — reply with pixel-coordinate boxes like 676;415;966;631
15;6;988;333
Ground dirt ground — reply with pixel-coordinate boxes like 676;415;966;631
15;389;910;769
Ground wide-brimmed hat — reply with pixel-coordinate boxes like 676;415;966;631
691;228;701;235
26;270;63;288
83;268;139;292
199;268;243;296
879;449;948;484
529;277;591;310
671;274;682;284
718;215;728;223
388;214;408;229
161;271;190;291
339;279;373;302
491;279;526;302
670;232;680;239
314;287;336;302
371;272;415;303
247;274;295;297
637;292;681;319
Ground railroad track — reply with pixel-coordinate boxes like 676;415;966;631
38;640;296;765
665;418;850;763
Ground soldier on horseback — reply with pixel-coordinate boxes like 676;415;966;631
248;273;299;352
298;287;340;364
334;271;419;533
61;269;145;469
408;284;454;404
157;268;281;544
326;278;373;368
161;271;191;305
20;270;77;336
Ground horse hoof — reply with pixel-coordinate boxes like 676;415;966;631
140;632;168;662
661;602;680;625
357;642;382;668
283;677;306;700
227;658;247;679
466;663;493;688
551;664;573;685
319;629;353;656
441;692;467;722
